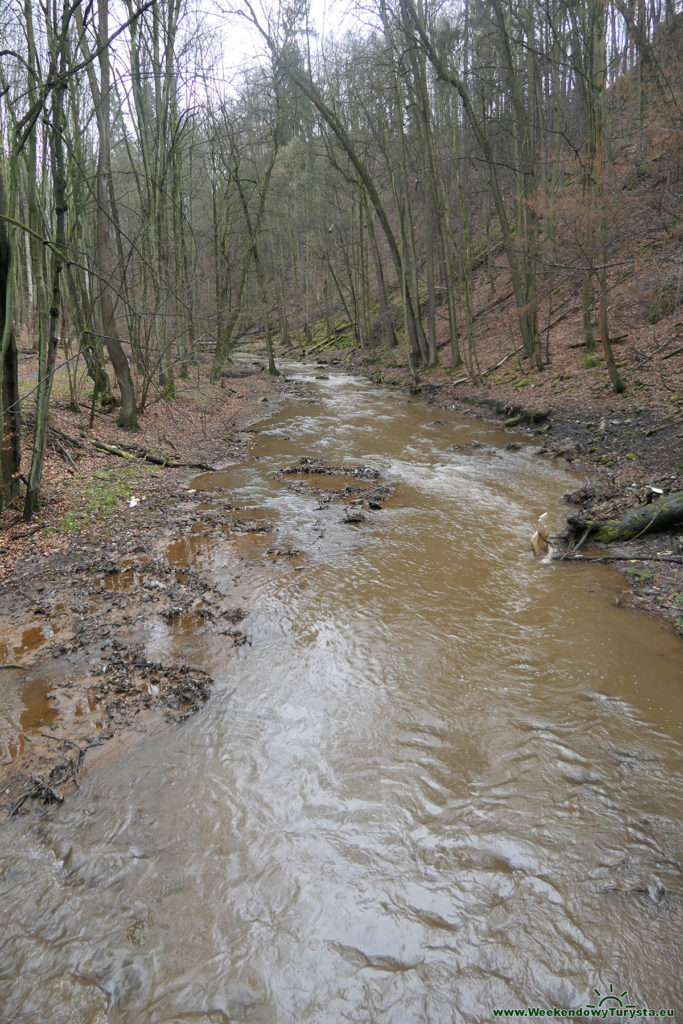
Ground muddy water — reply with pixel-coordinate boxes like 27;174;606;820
1;368;681;1023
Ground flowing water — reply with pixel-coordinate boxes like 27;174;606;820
1;368;681;1024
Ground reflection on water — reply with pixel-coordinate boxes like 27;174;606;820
0;676;59;760
0;623;51;663
0;366;681;1023
189;467;239;491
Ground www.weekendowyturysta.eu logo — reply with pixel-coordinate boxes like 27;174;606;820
492;982;676;1018
586;984;635;1012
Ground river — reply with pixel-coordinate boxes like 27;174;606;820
1;366;681;1023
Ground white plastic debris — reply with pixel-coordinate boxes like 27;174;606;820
128;495;140;508
530;512;551;559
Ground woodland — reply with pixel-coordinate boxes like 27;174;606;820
0;0;681;524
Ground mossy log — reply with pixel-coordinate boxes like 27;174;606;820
567;490;683;543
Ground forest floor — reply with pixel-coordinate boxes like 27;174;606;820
0;317;681;819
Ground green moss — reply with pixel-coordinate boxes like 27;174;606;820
593;523;621;541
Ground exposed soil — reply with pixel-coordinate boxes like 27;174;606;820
0;356;286;819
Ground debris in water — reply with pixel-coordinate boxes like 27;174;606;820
530;512;551;558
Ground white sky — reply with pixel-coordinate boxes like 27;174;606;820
211;0;361;77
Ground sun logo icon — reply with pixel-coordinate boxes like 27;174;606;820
586;983;636;1010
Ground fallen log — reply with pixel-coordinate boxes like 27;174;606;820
305;327;352;357
567;490;683;543
51;436;78;471
552;553;683;564
12;525;44;540
473;287;515;319
568;334;627;349
93;441;136;460
49;426;86;449
92;440;212;471
47;427;212;471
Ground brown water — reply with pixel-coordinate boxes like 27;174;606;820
1;367;681;1023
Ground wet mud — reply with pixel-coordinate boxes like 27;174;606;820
1;419;397;820
278;456;394;508
0;514;248;818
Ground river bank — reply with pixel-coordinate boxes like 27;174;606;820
0;357;287;818
1;347;681;820
313;338;683;636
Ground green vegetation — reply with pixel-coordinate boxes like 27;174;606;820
626;567;654;583
55;463;153;533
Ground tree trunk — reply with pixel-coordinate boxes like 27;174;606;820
76;0;139;429
64;67;114;407
0;199;21;508
98;0;139;427
246;3;425;376
24;5;69;519
212;133;279;379
591;0;625;395
403;0;541;368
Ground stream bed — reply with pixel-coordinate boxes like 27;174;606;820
1;367;681;1023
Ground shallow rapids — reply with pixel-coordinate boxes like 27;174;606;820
1;367;681;1023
